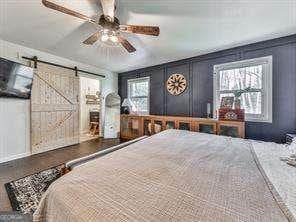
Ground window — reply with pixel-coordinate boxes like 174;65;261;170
127;77;150;114
213;56;272;122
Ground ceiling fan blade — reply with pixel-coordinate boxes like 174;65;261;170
100;0;115;21
118;36;136;53
83;32;100;45
42;0;96;24
120;25;160;36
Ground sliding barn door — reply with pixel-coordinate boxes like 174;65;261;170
31;63;80;154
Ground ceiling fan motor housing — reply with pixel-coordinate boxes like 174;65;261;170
99;15;120;31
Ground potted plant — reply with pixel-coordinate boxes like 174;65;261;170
233;87;251;109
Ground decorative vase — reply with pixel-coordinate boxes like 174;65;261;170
234;98;241;109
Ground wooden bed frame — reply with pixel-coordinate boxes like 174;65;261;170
61;136;149;175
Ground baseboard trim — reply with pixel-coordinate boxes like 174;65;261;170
0;152;31;164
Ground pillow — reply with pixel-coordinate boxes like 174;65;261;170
288;137;296;156
280;138;296;167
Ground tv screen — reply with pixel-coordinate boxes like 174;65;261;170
0;57;34;99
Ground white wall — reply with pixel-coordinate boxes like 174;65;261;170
0;99;31;163
101;70;119;137
0;39;118;163
80;76;101;135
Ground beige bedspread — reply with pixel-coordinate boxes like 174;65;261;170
251;141;296;222
33;130;289;222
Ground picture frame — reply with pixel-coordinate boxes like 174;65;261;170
86;94;100;105
220;96;234;109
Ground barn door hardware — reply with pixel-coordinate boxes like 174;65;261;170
22;56;105;78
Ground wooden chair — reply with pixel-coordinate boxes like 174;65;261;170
89;122;99;135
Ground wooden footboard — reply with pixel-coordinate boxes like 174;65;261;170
64;136;148;172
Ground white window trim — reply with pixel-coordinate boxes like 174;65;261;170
213;56;273;123
127;77;150;115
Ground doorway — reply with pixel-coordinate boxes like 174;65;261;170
79;76;101;142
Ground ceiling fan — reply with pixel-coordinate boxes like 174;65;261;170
42;0;160;53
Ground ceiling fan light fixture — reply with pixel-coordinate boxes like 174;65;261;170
101;29;109;42
101;34;109;42
110;35;118;43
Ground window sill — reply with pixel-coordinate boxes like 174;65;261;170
245;117;272;123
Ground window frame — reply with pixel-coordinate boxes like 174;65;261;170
127;77;150;115
213;56;273;123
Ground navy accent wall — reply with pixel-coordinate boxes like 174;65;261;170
118;34;296;143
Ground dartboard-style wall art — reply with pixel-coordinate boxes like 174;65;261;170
166;73;187;95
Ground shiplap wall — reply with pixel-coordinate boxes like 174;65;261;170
0;39;117;163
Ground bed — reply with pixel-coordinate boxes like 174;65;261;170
33;130;295;222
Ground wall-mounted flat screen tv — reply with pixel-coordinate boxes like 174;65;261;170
0;57;34;99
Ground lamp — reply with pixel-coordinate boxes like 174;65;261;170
121;98;136;114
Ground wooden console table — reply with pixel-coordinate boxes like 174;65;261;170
120;115;245;140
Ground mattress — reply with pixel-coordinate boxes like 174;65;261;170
33;130;291;222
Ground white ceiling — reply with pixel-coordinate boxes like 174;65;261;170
1;0;296;73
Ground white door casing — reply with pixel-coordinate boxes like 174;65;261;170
31;63;80;154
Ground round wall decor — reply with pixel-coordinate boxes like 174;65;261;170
166;73;187;95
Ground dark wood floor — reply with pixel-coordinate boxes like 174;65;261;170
0;138;122;211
